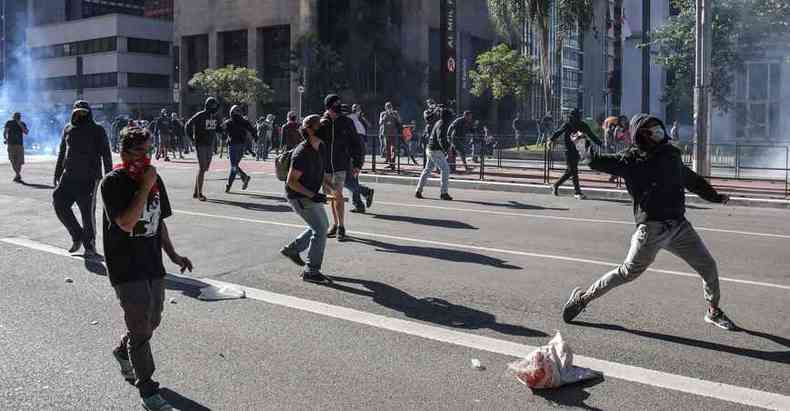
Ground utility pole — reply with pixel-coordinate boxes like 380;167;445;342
693;0;712;176
641;0;651;113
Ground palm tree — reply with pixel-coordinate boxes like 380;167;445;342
487;0;593;116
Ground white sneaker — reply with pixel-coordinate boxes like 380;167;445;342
574;193;586;200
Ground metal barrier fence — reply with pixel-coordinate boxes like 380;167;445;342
359;133;790;196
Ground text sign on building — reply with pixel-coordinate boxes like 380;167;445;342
440;0;457;110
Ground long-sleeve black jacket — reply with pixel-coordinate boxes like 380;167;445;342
577;141;726;224
54;114;112;183
428;118;451;153
317;113;364;173
551;119;602;158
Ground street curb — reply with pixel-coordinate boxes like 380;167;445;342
358;173;790;210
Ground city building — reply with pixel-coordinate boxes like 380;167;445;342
29;0;172;25
174;0;494;123
26;11;174;120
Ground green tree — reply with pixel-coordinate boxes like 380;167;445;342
651;0;790;113
470;44;538;100
486;0;594;114
188;65;274;108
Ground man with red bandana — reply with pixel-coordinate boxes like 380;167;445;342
100;127;193;411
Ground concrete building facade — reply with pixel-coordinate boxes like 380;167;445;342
26;12;174;119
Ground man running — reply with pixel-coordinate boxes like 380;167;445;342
317;94;364;242
53;101;112;255
4;112;28;182
561;113;736;331
185;97;220;201
102;127;193;411
221;105;256;192
548;109;602;199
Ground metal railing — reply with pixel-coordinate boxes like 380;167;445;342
358;132;790;197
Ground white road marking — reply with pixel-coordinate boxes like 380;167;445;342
3;236;789;411
172;209;790;292
243;189;790;240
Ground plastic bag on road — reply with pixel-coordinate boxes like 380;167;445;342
508;331;601;389
197;285;246;301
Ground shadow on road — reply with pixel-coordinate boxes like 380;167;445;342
206;198;292;213
349;237;522;269
532;376;606;411
159;388;211;411
572;321;790;364
369;213;478;230
19;181;54;190
230;191;288;203
164;276;211;300
325;275;547;338
455;199;568;211
590;197;710;210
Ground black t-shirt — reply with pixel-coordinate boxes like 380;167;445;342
4;120;26;145
286;140;327;199
186;110;219;147
101;169;172;286
155;117;173;135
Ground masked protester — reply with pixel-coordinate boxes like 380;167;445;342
185;97;220;201
415;105;453;201
170;112;185;159
548;109;603;199
4;112;28;182
101;127;193;411
221;105;257;192
152;108;174;161
280;111;303;151
562;113;736;331
53;100;113;256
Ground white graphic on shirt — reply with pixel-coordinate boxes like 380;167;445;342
205;119;217;131
131;192;161;238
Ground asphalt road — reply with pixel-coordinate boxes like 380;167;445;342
0;155;788;410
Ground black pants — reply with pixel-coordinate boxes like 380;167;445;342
53;179;98;248
555;156;582;194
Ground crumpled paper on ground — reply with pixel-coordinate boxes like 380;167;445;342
508;331;601;389
197;285;246;301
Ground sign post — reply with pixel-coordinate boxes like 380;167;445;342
440;0;457;112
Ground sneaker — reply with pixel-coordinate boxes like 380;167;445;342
112;348;135;383
415;191;423;199
12;175;21;183
242;175;251;190
164;157;171;162
327;225;338;238
350;206;366;214
280;247;305;267
574;193;587;200
366;189;375;208
84;246;99;259
705;308;737;331
225;184;231;193
440;193;453;201
562;287;587;323
302;271;333;284
337;226;348;242
68;240;82;253
551;185;559;196
142;393;173;411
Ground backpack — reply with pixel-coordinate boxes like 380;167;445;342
275;149;294;182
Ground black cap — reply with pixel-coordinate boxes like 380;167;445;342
324;94;341;109
73;100;91;111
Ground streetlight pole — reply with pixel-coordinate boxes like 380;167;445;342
693;0;712;176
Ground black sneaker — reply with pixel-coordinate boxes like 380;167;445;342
242;175;251;190
68;240;82;253
350;206;366;214
225;184;231;193
551;185;559;196
705;308;737;331
12;175;21;183
337;226;348;242
415;191;423;199
440;193;453;201
302;271;332;284
562;287;587;323
327;225;338;238
366;189;375;208
280;247;305;267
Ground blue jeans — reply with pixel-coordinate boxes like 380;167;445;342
344;171;370;208
287;197;329;272
417;149;450;194
228;144;248;186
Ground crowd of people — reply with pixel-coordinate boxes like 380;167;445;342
1;92;738;411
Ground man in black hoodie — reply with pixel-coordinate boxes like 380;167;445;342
415;105;453;201
185;97;220;201
53;100;113;255
548;109;602;199
317;94;364;242
221;105;257;192
562;113;736;331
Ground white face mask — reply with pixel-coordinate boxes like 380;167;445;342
649;126;665;143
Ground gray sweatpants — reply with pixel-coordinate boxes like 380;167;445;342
583;219;720;307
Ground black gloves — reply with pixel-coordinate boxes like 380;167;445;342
312;193;328;204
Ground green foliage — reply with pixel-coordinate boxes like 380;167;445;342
187;65;273;107
651;0;790;112
470;44;537;100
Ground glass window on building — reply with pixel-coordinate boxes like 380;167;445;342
735;62;782;140
32;37;117;60
82;72;118;88
128;38;170;55
261;26;291;104
128;73;170;88
221;30;248;68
